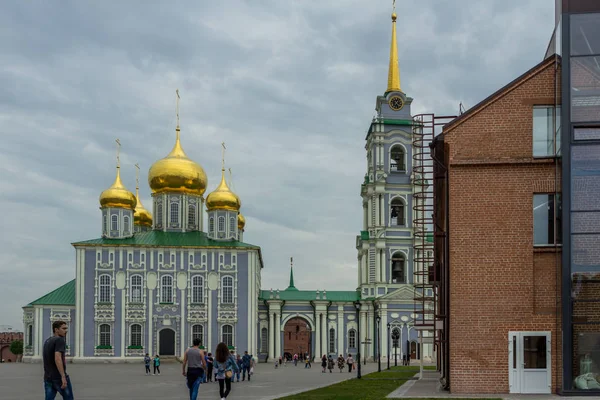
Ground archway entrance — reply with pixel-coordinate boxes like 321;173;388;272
283;317;311;359
159;329;175;356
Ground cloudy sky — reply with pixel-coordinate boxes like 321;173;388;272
0;0;554;329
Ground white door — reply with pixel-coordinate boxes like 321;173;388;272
509;331;551;394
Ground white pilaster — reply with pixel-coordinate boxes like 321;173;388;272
275;312;281;358
337;306;343;355
381;304;388;360
375;251;381;282
207;285;212;351
360;310;367;361
247;253;252;354
314;312;321;358
121;290;125;357
268;310;275;359
148;290;153;356
321;313;327;355
180;288;185;357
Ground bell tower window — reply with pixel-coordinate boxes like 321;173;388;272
156;203;163;225
111;215;118;231
391;198;406;226
218;216;225;232
188;204;196;226
170;203;179;224
390;145;406;172
391;252;406;283
209;217;215;234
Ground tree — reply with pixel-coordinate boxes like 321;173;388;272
10;340;23;362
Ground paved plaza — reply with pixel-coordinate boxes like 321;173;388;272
0;360;378;400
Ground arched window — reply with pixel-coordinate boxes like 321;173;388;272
188;204;196;227
130;275;143;303
390;145;406;172
99;274;111;303
157;203;163;224
161;275;173;303
103;215;108;233
27;324;33;346
391;198;406;226
111;215;118;231
130;324;142;347
391;252;406;283
221;276;233;304
123;215;130;232
218;216;225;232
222;324;233;347
209;217;215;233
170;203;179;224
261;327;268;352
192;276;204;304
329;328;335;353
229;217;235;233
348;329;356;348
99;324;111;347
192;324;203;345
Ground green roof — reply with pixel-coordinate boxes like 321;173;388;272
26;280;75;307
72;230;260;249
360;231;369;240
259;289;360;302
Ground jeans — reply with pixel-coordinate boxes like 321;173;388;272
348;363;353;373
44;375;74;400
242;366;251;380
154;365;160;374
186;367;203;400
218;377;231;398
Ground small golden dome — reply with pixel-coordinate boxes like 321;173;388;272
148;128;208;196
237;212;246;230
392;12;397;21
206;169;241;212
99;167;137;210
134;190;153;227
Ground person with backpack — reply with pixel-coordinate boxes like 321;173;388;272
214;342;239;400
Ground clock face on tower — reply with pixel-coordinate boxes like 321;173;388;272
389;96;404;111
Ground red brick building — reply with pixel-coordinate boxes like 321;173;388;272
0;331;24;363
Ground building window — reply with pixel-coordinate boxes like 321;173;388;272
170;203;179;224
391;198;406;226
130;275;143;303
161;275;173;303
533;194;562;245
218;216;225;232
222;325;233;347
391;252;406;283
348;329;356;348
533;106;560;157
99;324;111;347
103;215;107;233
229;217;235;233
192;324;203;346
157;203;163;224
222;276;233;304
261;327;268;352
209;218;215;233
99;274;111;303
111;215;118;231
191;275;204;304
188;205;196;227
390;145;406;172
130;324;142;347
123;215;130;232
329;328;335;353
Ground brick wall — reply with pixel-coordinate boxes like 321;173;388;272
0;332;24;362
442;59;563;394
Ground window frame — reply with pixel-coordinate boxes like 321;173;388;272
348;329;356;348
130;323;142;347
390;198;406;226
222;324;233;347
111;215;118;231
533;105;561;158
218;216;225;232
390;144;407;172
99;324;111;347
209;217;215;233
170;202;179;224
261;327;268;353
188;204;196;227
192;324;203;346
160;275;174;304
221;276;234;304
533;193;562;246
391;252;406;284
329;328;335;353
130;274;143;303
99;274;112;303
191;275;204;304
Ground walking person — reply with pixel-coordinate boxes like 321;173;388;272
153;354;161;375
182;338;207;400
235;354;243;382
327;355;335;373
43;320;74;400
346;354;354;374
144;353;151;375
337;354;345;372
206;352;214;382
242;351;252;381
321;354;327;373
214;342;239;400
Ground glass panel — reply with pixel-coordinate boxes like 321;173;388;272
513;336;517;369
572;326;600;387
571;57;600;123
533;107;556;156
571;145;600;211
523;336;547;369
575;127;600;141
570;13;600;56
572;235;600;273
534;194;559;244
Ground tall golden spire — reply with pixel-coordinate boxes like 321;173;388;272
386;1;401;93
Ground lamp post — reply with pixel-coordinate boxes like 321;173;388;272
354;302;361;379
376;314;381;373
386;322;391;370
392;328;399;367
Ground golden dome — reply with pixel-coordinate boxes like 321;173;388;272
206;169;241;212
238;212;246;230
391;12;397;21
148;127;208;196
99;167;137;210
134;189;153;227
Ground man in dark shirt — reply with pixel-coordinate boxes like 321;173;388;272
43;320;73;399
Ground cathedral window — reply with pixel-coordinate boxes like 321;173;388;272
160;275;173;303
391;252;406;283
111;215;118;231
348;329;356;348
99;274;111;303
390;144;406;172
221;276;233;304
130;275;143;303
329;328;335;353
103;215;108;233
261;327;268;353
209;217;215;233
130;324;142;347
218;216;225;232
188;204;196;227
123;215;130;232
157;204;163;224
192;324;203;345
191;275;204;304
99;324;111;347
170;203;179;224
391;198;406;226
222;324;233;347
229;217;235;233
